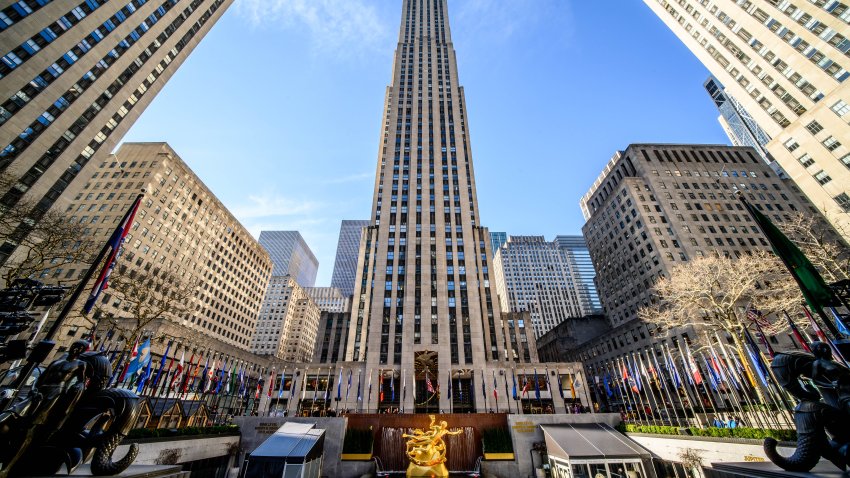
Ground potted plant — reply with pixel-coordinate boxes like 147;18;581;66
481;427;515;460
341;427;374;460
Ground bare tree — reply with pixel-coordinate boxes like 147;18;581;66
0;172;97;286
637;250;801;356
778;212;849;284
92;265;199;348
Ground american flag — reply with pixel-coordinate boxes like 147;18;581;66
426;373;434;393
747;308;770;327
83;194;143;313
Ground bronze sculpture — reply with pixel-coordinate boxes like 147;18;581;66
764;342;850;472
0;340;142;477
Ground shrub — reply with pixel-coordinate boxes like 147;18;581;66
481;427;513;453
342;428;374;454
126;425;239;439
617;424;795;442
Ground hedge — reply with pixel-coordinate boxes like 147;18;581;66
127;425;239;439
617;424;796;442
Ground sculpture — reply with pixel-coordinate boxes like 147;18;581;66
0;340;142;477
764;342;850;472
402;414;462;477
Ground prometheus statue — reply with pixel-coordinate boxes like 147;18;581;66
402;415;462;477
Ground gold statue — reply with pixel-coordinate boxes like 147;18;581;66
403;415;462;477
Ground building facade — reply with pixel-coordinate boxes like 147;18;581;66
258;231;318;287
0;0;234;266
554;235;603;315
330;219;369;296
65;142;272;368
313;311;350;364
704;76;778;173
251;275;321;363
489;231;507;256
536;315;610;363
305;286;350;313
493;236;586;339
643;0;850;241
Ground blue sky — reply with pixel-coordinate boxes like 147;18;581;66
123;0;729;286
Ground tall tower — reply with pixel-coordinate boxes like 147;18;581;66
0;0;234;266
348;0;504;413
331;219;370;296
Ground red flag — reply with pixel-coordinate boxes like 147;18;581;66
785;312;811;353
379;372;384;402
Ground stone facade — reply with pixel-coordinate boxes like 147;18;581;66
251;275;320;363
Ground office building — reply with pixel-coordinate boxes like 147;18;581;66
643;0;850;241
489;231;507;256
0;0;234;266
258;231;318;287
330;219;369;296
63;142;272;368
704;76;779;174
555;235;603;315
305;286;350;313
492;236;586;339
313;311;350;364
574;143;820;370
251;275;321;363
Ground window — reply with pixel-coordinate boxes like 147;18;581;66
805;120;824;135
835;193;850;212
783;138;799;152
823;136;842;151
814;170;832;185
798;154;815;167
831;99;850;116
841;153;850;169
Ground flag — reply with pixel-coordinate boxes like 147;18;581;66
521;375;531;398
119;337;141;382
747;309;776;358
368;369;373;402
481;370;487;404
279;368;287;399
803;306;848;366
511;370;518;400
492;370;498;401
390;372;395;402
426;372;434;393
683;342;703;385
229;362;237;395
784;311;811;352
266;368;275;398
568;374;576;398
83;194;144;313
702;354;719;391
446;373;452;400
200;356;210;393
136;351;152;394
743;328;770;386
346;369;352;402
170;350;186;390
356;370;362;402
740;194;841;325
665;347;682;388
337;369;343;401
126;338;151;378
456;376;462;401
289;369;298;397
402;371;407;405
379;371;384;402
603;373;613;397
150;342;171;392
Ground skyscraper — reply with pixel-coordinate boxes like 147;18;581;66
493;236;585;339
489;231;507;256
0;0;234;266
554;235;603;315
703;76;778;174
330;219;369;296
347;0;506;411
258;231;319;287
643;0;850;242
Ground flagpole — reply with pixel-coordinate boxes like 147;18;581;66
671;342;709;428
502;368;511;414
713;332;767;429
617;357;644;423
635;351;661;425
705;333;749;428
647;346;684;427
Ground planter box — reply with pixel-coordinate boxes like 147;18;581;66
483;452;515;461
340;453;373;461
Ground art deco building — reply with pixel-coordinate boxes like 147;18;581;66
258;231;318;287
251;275;320;363
305;287;350;313
330;220;369;296
643;0;850;241
62;142;272;369
573;143;820;370
0;0;234;266
493;236;586;339
554;235;603;315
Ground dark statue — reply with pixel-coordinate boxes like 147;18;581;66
0;339;142;477
764;341;850;472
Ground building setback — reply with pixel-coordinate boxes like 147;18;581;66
574;143;820;370
554;235;603;316
258;231;318;287
493;236;586;339
64;142;272;368
251;275;320;363
643;0;850;242
0;0;234;266
330;220;369;296
305;287;350;313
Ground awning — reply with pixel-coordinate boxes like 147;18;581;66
541;424;651;461
248;422;325;464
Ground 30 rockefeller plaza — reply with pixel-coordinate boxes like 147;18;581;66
2;1;850;477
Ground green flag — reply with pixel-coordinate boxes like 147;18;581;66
739;194;838;311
